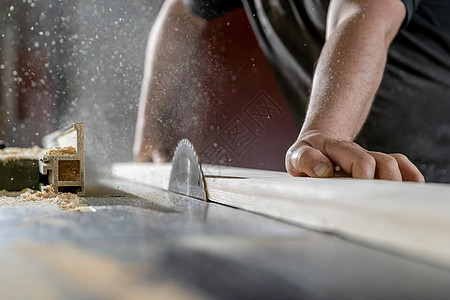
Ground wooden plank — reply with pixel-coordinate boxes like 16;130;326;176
111;162;450;268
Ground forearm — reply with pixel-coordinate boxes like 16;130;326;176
133;0;206;162
301;0;405;140
302;17;387;140
286;1;424;182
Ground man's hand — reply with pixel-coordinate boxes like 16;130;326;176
133;144;170;163
285;0;425;182
286;131;425;182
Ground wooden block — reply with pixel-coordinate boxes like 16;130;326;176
112;162;450;268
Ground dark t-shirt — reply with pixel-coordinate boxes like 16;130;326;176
184;0;450;33
183;0;450;182
359;0;450;182
402;0;450;33
182;0;241;19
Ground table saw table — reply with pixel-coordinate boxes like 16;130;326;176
1;174;450;299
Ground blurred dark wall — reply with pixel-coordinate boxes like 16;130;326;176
0;0;164;177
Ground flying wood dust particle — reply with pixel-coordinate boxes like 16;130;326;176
0;185;90;212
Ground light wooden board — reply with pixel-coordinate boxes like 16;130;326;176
112;162;450;268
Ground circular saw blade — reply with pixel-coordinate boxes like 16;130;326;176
168;139;207;201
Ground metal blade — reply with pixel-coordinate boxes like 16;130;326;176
168;139;207;201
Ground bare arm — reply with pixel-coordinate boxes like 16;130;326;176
286;0;424;182
133;0;206;162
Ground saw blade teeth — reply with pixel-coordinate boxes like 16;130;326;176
175;139;201;164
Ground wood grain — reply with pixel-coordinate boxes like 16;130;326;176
112;162;450;268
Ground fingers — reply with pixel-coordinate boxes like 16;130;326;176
133;146;170;163
390;153;425;183
324;140;377;179
286;133;425;182
286;142;334;178
368;151;402;181
134;149;154;162
152;151;170;164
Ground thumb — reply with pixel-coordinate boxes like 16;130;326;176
286;144;334;178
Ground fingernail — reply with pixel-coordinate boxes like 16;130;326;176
314;162;330;177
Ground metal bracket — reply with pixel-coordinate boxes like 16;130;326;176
39;123;85;196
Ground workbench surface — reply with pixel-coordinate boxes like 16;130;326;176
1;179;449;299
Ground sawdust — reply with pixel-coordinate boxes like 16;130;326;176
0;185;90;212
0;146;44;164
0;146;77;163
44;146;77;156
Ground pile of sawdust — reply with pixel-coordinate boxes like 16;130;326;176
0;185;90;212
0;146;44;163
44;146;77;156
